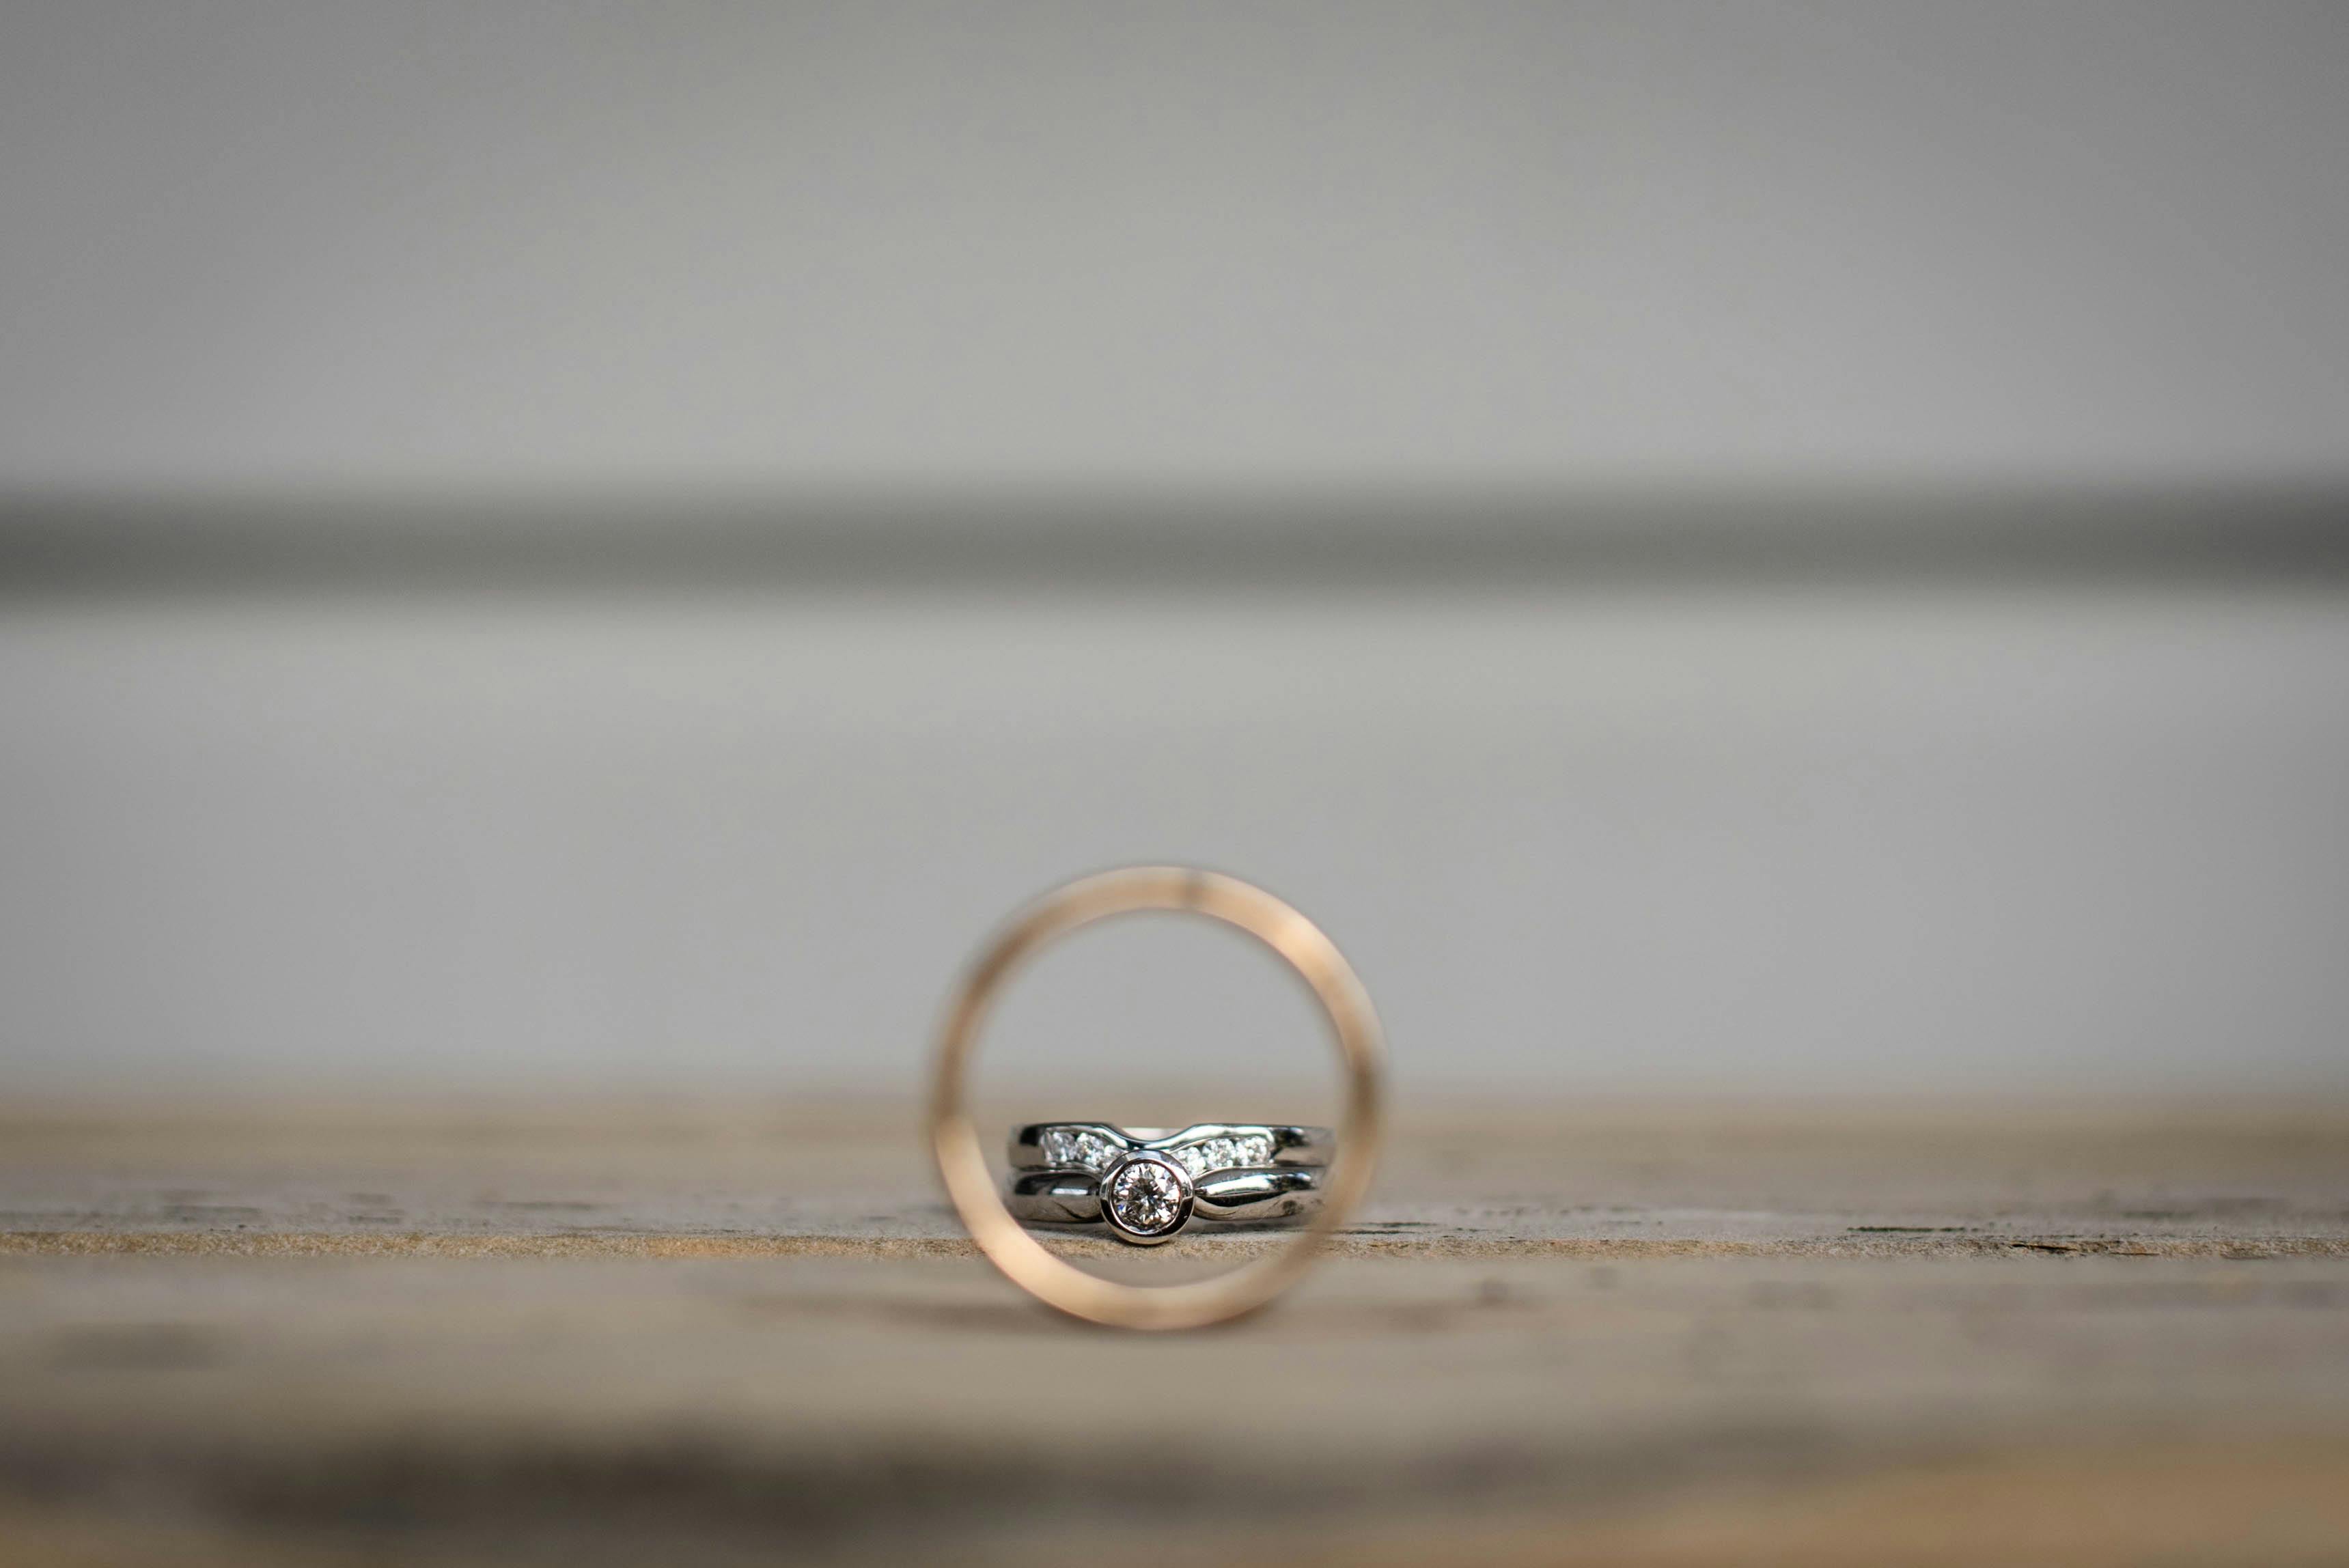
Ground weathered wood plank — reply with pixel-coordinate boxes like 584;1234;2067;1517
3;1097;2346;1564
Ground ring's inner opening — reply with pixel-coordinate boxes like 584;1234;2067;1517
972;907;1342;1283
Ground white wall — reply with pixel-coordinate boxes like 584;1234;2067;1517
5;583;2343;1095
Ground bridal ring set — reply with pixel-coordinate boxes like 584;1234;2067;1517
1008;1121;1334;1244
928;866;1385;1330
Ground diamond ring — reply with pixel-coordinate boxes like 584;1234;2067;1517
1007;1122;1333;1244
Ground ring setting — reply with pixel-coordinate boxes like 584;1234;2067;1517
1103;1154;1189;1242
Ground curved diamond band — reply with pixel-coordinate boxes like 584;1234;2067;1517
1007;1122;1332;1244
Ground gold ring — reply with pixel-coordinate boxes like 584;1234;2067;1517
927;866;1385;1330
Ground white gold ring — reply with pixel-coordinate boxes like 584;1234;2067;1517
1007;1122;1332;1243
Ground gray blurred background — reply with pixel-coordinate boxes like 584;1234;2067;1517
3;1;2345;1101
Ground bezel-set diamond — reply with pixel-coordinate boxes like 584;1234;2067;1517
1099;1153;1193;1243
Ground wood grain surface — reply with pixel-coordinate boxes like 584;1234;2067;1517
3;1096;2346;1565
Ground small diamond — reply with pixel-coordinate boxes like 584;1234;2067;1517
1042;1128;1118;1171
1104;1158;1187;1234
1173;1134;1277;1175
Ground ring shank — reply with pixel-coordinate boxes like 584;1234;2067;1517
1009;1165;1328;1226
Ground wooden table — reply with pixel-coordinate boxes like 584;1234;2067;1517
4;1096;2346;1565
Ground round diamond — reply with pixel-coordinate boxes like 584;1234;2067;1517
1042;1128;1117;1172
1104;1157;1188;1235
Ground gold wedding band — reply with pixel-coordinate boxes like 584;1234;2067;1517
926;867;1385;1330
